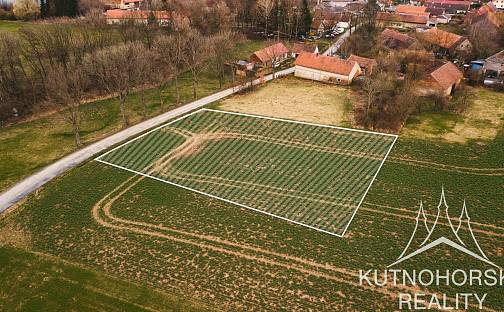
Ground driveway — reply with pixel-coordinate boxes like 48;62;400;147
0;67;295;213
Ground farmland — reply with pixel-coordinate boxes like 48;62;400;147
97;109;396;236
0;79;503;310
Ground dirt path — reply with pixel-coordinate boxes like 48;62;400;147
90;174;498;311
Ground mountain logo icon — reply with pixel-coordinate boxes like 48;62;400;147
388;187;500;269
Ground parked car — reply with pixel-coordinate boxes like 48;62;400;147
334;28;345;35
336;22;349;29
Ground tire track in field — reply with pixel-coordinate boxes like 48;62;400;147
387;157;504;176
360;205;504;238
91;171;498;311
156;169;504;236
364;202;504;232
159;128;388;161
91;175;400;301
160;127;504;176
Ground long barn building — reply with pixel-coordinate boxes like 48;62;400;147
294;52;361;85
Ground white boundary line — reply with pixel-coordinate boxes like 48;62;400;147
339;135;398;237
95;109;398;237
95;109;203;161
96;158;344;237
201;108;398;138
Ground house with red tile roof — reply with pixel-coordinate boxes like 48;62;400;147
347;55;377;76
396;5;429;15
250;42;290;68
419;28;472;56
376;12;429;29
379;29;417;50
418;62;463;96
105;9;173;25
292;43;319;58
425;0;471;14
294;53;361;85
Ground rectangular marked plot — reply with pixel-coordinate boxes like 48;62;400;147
97;109;397;236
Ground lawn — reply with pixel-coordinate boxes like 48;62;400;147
218;76;356;127
0;20;29;32
0;39;270;193
97;109;396;236
401;88;504;144
0;88;503;310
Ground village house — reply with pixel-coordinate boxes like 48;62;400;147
395;5;429;15
347;55;377;76
250;42;290;69
294;52;361;84
426;7;451;24
425;0;471;14
419;28;472;57
418;62;463;96
292;43;319;58
105;9;172;25
376;12;429;29
379;29;417;50
311;10;350;34
120;0;143;10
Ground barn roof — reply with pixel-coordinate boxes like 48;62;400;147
294;53;358;76
251;43;290;63
376;12;429;24
396;5;428;15
420;28;465;49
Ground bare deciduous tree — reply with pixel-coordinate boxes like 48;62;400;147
45;64;89;146
184;28;211;99
154;33;186;106
86;42;156;127
256;0;275;36
210;31;235;88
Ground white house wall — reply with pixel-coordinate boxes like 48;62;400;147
294;65;353;84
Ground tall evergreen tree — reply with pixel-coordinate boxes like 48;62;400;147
40;0;48;18
301;0;312;34
46;0;79;17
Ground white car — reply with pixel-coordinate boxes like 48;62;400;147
333;28;345;35
336;22;350;29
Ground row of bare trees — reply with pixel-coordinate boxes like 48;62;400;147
0;18;238;147
157;0;312;38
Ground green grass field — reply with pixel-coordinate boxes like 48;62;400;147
1;110;503;310
0;20;29;32
0;246;212;311
97;109;396;236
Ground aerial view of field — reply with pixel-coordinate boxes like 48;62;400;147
1;77;503;311
2;0;504;309
96;109;396;236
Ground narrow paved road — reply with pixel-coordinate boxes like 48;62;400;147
322;26;357;56
0;67;295;213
